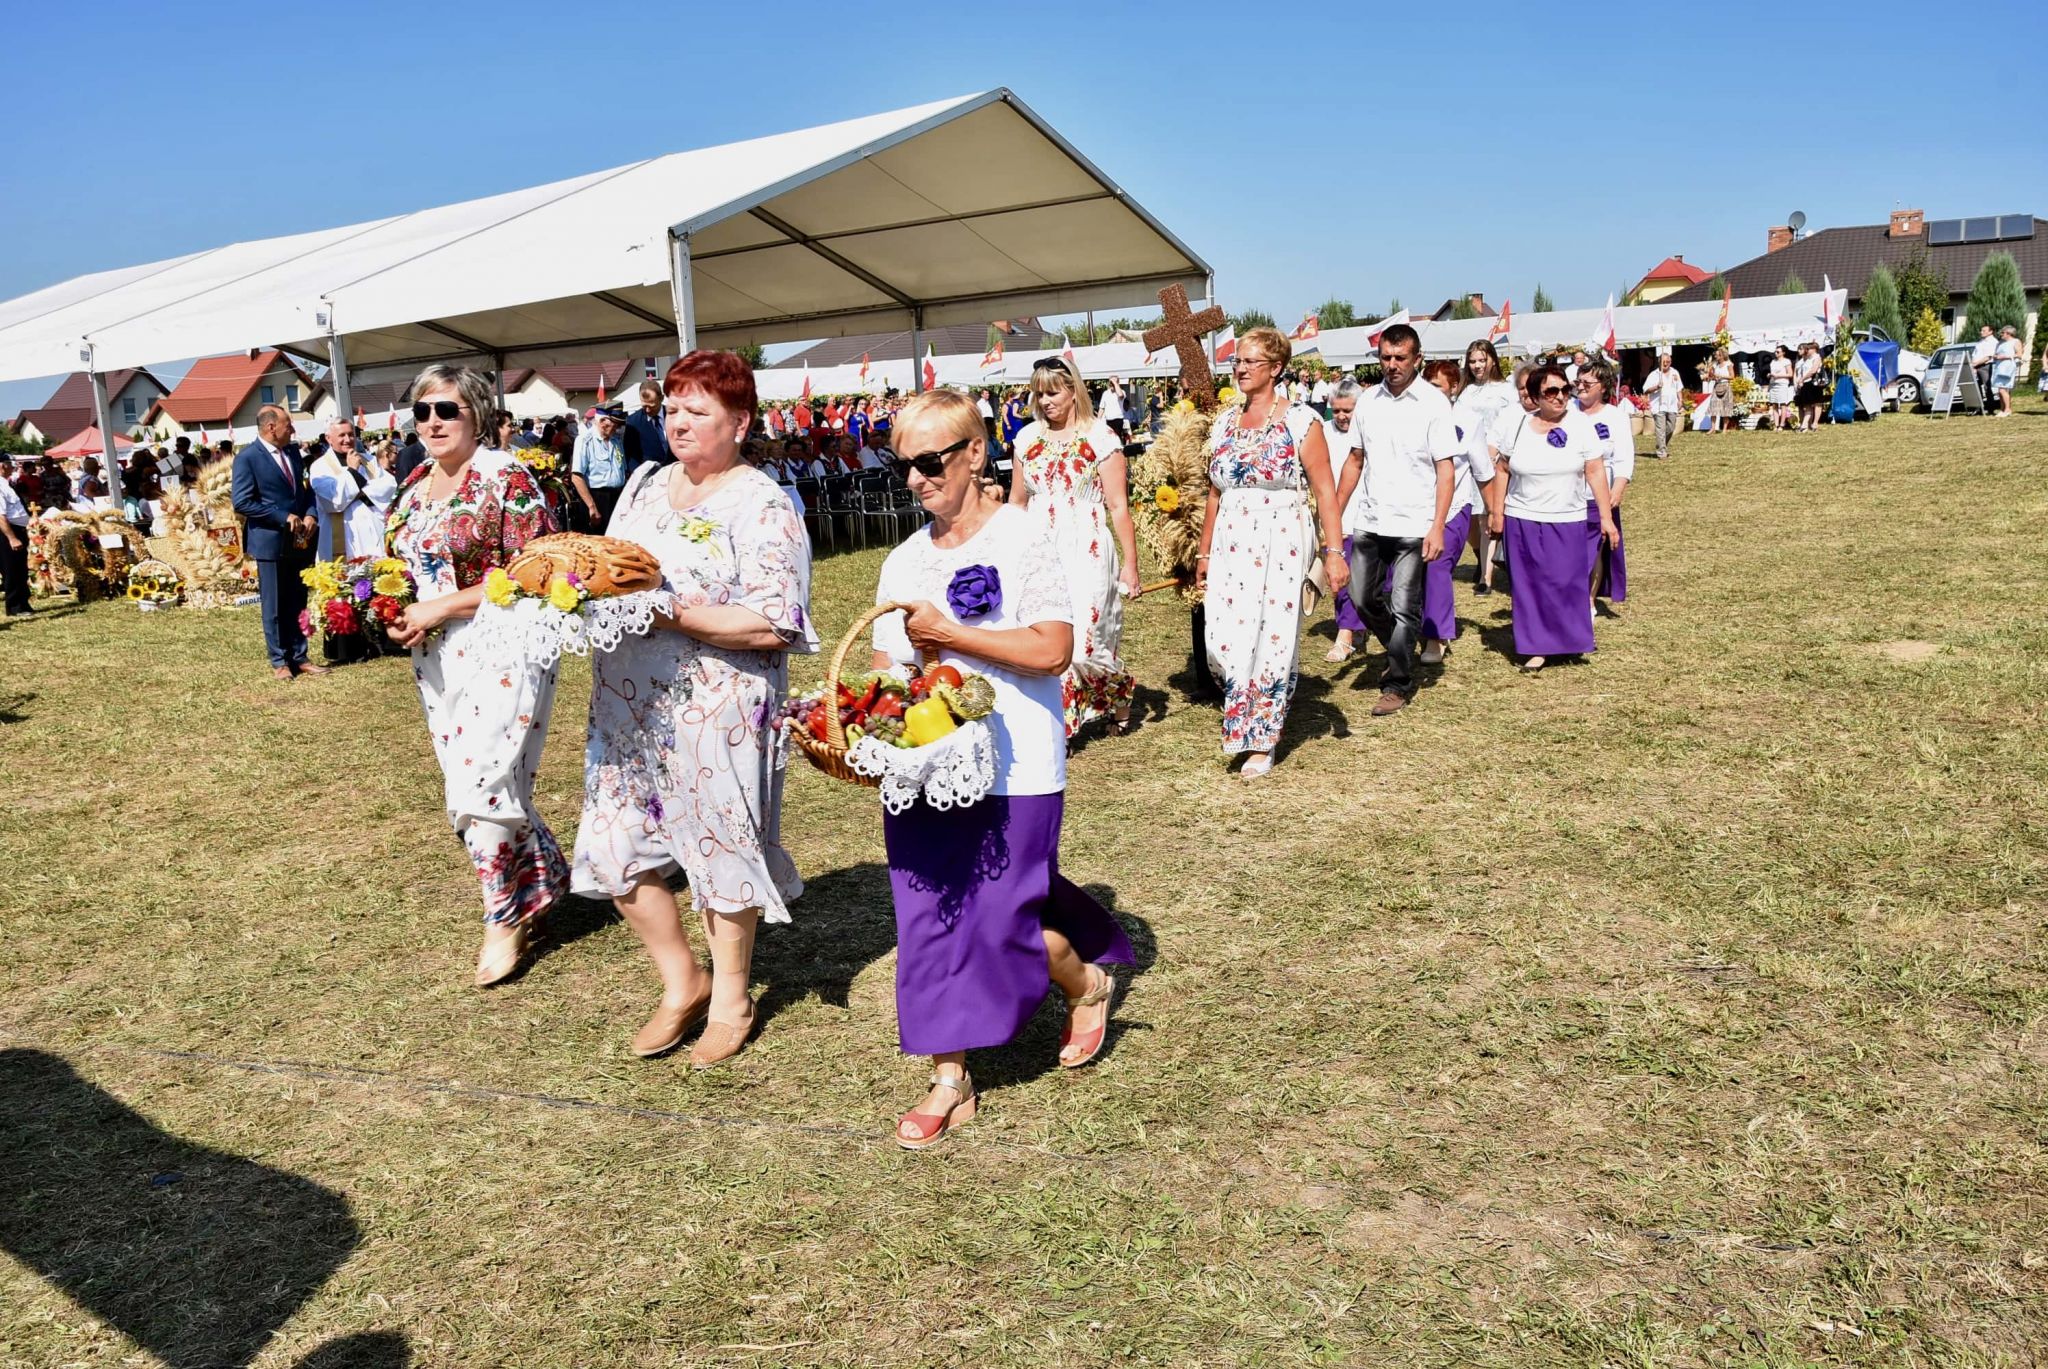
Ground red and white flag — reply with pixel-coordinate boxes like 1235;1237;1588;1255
386;403;398;433
1588;294;1617;356
1212;325;1237;364
1488;300;1513;341
1821;274;1838;332
353;405;366;427
1290;311;1321;342
858;352;871;385
799;362;812;403
922;344;937;391
596;371;607;405
980;337;1005;370
1714;282;1731;336
199;424;210;445
1364;310;1411;350
1061;340;1078;368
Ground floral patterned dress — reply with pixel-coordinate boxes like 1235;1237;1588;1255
572;465;817;922
1204;403;1318;755
386;447;567;927
1013;418;1133;733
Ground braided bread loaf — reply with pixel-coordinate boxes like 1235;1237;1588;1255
505;533;663;597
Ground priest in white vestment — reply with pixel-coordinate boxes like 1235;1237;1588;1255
309;418;397;561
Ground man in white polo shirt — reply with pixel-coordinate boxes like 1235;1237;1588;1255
1332;323;1458;716
1640;349;1684;459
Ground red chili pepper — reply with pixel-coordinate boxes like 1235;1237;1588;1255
869;694;905;721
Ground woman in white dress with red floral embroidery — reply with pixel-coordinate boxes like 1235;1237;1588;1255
1007;356;1142;737
572;353;817;1069
1196;327;1350;779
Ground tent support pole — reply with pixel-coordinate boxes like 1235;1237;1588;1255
910;307;924;393
326;332;352;425
669;233;697;354
88;363;126;524
492;355;506;408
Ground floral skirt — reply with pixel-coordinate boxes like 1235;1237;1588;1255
1204;487;1310;755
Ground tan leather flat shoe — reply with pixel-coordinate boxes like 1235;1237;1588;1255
632;987;712;1058
689;1007;757;1070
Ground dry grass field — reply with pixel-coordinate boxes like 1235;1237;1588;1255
2;397;2044;1367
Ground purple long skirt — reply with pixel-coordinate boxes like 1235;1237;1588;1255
1422;508;1472;641
882;791;1134;1056
1505;516;1595;657
1587;502;1626;602
1332;535;1367;632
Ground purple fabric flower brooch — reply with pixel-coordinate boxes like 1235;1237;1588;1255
946;564;1002;619
1546;427;1569;448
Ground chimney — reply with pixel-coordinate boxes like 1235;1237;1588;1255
1889;208;1923;238
1467;293;1486;311
1766;225;1795;254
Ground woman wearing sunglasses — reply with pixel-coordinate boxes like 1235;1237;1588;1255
1009;355;1142;738
1495;362;1617;671
384;365;566;986
1198;326;1350;778
868;390;1134;1148
572;352;817;1068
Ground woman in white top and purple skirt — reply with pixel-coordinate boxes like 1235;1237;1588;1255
1497;362;1617;671
1571;358;1632;606
870;390;1134;1150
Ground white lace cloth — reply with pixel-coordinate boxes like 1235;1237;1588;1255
467;588;669;671
844;719;996;814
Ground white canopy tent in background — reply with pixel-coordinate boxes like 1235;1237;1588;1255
0;88;1212;455
754;337;1196;401
1306;290;1849;365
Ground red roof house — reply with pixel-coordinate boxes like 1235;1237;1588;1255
143;350;320;437
13;369;168;446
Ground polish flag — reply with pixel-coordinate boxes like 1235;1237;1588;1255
1821;274;1839;332
858;353;871;385
386;403;399;433
1364;310;1411;350
980;337;1005;370
1061;340;1078;367
922;344;938;391
1588;294;1617;356
199;424;210;445
353;405;366;428
1290;312;1321;342
799;363;812;403
1488;300;1513;341
1715;283;1731;336
1212;325;1237;364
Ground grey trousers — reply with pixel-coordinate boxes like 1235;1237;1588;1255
1652;411;1681;457
1348;532;1425;696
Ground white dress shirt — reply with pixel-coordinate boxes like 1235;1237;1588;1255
1641;366;1685;414
1348;380;1459;538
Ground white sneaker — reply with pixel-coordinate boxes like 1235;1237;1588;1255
1419;640;1445;665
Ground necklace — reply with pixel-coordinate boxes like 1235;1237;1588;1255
1221;387;1288;444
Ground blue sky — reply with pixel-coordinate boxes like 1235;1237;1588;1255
3;0;2043;416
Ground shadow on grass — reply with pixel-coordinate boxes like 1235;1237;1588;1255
0;690;35;723
0;603;85;631
0;1048;406;1368
1271;673;1352;763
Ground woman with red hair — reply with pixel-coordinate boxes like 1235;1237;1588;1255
571;350;818;1068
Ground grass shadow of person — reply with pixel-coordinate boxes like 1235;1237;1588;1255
1065;683;1173;756
750;861;899;1032
0;603;85;631
0;1048;406;1369
1270;672;1352;764
0;689;37;723
960;881;1156;1098
528;892;623;971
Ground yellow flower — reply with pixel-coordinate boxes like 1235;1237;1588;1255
373;557;406;578
1217;385;1240;406
1173;398;1195;413
373;571;408;597
484;567;518;607
546;574;583;613
305;564;341;598
1153;484;1180;513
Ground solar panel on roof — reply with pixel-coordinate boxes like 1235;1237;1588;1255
1928;219;1963;244
1964;217;1999;242
1997;214;2035;241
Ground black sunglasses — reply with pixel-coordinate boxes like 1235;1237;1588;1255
1031;357;1070;371
411;400;468;422
1537;385;1571;399
886;435;973;479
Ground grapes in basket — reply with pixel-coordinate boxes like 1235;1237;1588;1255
779;666;995;749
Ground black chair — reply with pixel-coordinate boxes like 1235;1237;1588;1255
792;479;828;552
819;478;863;551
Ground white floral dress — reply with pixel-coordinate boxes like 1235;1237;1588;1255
1013;418;1133;733
1204;403;1318;755
571;465;817;921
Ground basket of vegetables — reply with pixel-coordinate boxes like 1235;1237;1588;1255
781;601;1000;811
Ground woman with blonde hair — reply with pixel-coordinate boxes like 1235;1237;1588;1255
1197;327;1350;777
384;364;564;986
870;388;1133;1147
1009;355;1142;737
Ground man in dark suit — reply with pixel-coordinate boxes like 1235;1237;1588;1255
393;427;428;484
621;380;670;483
232;404;323;680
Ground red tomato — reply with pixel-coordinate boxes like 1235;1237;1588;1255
926;664;964;690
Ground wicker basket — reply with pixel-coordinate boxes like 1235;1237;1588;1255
790;600;911;787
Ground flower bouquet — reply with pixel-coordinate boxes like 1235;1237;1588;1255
470;532;669;669
126;558;184;610
302;556;416;655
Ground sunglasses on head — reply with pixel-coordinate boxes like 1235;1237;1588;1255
411;400;468;422
886;435;973;479
1031;357;1071;373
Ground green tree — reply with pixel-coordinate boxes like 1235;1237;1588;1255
1778;272;1808;294
1703;273;1727;300
1531;284;1554;313
1450;296;1480;320
1909;306;1945;355
1892;247;1949;340
733;342;765;369
1858;262;1904;343
0;424;46;455
1962;251;2027;335
1229;307;1276;334
1386;297;1403;316
1315;297;1356;329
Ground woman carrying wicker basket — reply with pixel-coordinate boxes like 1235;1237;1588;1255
385;365;566;988
571;352;817;1069
867;389;1134;1149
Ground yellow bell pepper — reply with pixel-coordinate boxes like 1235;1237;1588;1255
902;697;959;747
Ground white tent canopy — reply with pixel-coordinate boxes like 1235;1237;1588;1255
1306;290;1849;364
0;89;1211;390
